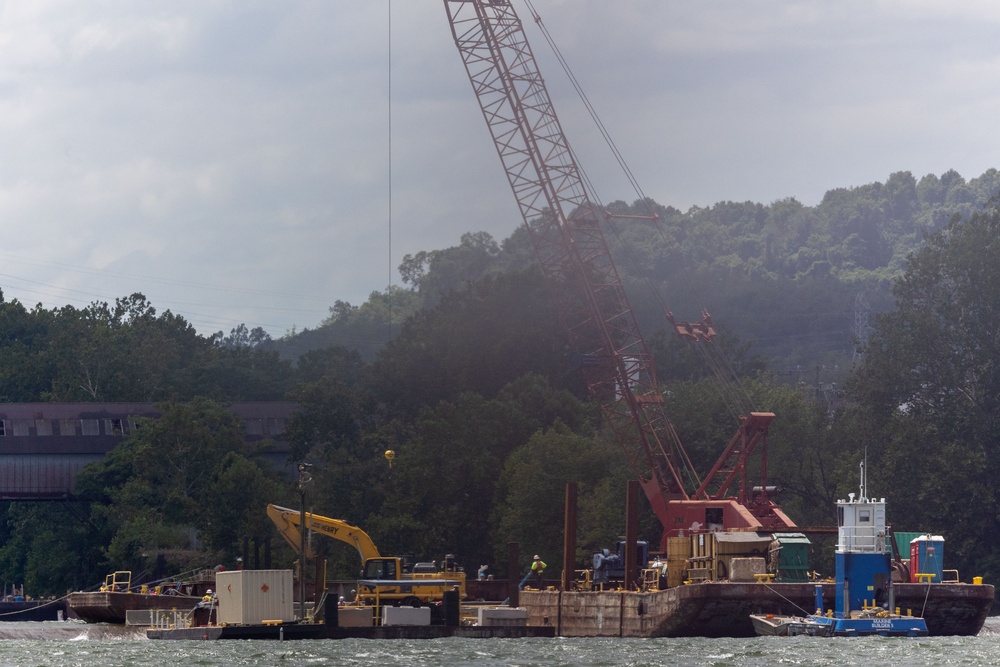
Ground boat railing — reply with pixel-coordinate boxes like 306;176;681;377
572;570;592;591
150;608;193;630
837;527;887;553
102;571;132;592
641;568;662;592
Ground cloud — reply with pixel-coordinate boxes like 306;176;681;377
0;0;997;339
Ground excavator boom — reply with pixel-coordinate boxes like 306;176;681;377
266;504;382;562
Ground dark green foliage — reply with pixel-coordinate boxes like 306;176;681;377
268;286;421;363
369;269;580;415
6;168;1000;598
284;346;372;461
490;423;631;577
0;292;295;403
847;204;1000;583
73;399;286;580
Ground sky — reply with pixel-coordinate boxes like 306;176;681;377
1;1;999;339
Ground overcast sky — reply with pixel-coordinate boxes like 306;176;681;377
1;1;998;339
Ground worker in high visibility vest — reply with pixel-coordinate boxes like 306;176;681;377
530;555;547;589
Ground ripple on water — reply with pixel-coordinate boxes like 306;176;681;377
0;622;996;666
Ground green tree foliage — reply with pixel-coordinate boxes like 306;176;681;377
270;286;422;363
186;326;293;401
5;167;1000;596
284;346;373;462
0;501;105;594
280;373;593;578
44;295;206;401
399;231;503;305
490;424;630;577
74;398;285;578
847;203;1000;580
370;270;578;415
0;292;294;403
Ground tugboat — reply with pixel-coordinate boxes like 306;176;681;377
751;463;928;637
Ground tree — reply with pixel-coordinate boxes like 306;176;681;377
370;269;574;415
75;398;285;576
847;203;1000;580
490;423;628;576
399;231;502;305
43;294;210;402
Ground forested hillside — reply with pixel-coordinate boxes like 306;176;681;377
282;169;1000;386
2;168;1000;599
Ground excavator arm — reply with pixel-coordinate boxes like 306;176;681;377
266;504;382;562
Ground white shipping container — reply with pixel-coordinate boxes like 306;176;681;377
216;570;295;625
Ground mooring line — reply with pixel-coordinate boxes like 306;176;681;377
761;582;812;616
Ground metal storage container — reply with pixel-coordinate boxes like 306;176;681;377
216;570;295;625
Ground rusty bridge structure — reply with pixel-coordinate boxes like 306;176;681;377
0;402;297;500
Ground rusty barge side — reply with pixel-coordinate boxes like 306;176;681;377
521;581;994;638
68;591;201;624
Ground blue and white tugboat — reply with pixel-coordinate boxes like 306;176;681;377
752;463;927;637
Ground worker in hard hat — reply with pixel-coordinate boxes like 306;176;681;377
530;555;547;589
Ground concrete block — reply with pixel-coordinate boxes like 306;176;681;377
337;607;374;627
729;557;766;582
381;606;431;626
125;610;154;626
478;607;528;627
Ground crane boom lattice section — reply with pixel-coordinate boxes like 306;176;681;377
444;0;700;519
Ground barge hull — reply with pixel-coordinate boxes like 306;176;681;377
521;582;994;638
0;599;67;622
148;624;555;640
69;591;200;624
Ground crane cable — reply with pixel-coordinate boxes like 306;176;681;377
521;0;672;321
523;0;651;213
521;0;754;421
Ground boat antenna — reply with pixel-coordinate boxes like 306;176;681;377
859;448;868;502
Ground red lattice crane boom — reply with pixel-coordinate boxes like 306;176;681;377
443;0;794;547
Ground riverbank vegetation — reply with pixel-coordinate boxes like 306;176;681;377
1;168;999;596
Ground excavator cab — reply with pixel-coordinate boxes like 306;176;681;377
362;558;398;580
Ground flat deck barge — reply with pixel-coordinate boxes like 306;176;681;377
147;624;554;640
520;581;994;637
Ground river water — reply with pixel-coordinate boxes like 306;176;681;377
0;620;996;666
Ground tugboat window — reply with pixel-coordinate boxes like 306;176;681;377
837;507;844;526
859;510;870;522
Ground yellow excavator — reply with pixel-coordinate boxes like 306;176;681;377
266;504;466;605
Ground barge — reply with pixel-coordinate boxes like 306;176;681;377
147;624;554;641
68;570;205;623
0;598;67;622
519;580;992;637
146;569;553;641
518;473;993;638
68;590;201;624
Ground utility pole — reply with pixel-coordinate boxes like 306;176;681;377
297;462;313;621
